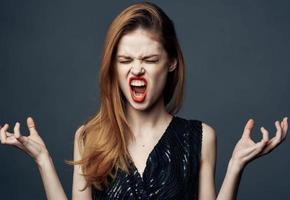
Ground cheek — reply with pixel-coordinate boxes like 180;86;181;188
150;68;168;93
116;70;127;92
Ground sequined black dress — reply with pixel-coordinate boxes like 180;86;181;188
92;115;203;200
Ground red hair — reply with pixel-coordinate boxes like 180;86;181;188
66;1;185;191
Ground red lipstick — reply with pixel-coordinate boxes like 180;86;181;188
128;77;147;103
129;77;147;85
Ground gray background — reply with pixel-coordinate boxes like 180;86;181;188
1;0;289;199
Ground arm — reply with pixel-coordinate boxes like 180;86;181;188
198;122;217;200
36;124;93;200
217;117;288;200
72;125;92;200
215;160;243;200
198;117;288;200
0;117;67;200
37;154;68;200
198;122;242;200
198;122;261;200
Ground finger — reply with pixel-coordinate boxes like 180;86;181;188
260;126;269;142
268;121;283;145
260;121;284;155
252;139;267;155
0;124;9;143
260;139;276;155
27;117;38;135
14;122;21;138
245;140;267;160
281;117;288;139
242;119;255;138
274;120;283;142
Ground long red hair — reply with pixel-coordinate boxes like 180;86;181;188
66;1;185;191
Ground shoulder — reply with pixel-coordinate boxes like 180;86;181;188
74;125;85;154
74;125;85;141
186;118;216;143
200;122;216;163
178;116;216;145
201;122;216;144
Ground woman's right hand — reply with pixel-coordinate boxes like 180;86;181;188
0;116;49;164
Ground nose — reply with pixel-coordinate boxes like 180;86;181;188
130;61;145;76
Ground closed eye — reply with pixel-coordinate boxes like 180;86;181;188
145;60;159;64
119;60;131;64
118;59;159;64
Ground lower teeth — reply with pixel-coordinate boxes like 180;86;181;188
135;92;143;96
133;90;145;97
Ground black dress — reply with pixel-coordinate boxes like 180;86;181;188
92;115;203;200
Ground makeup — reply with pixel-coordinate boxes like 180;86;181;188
129;77;147;103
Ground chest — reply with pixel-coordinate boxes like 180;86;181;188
127;135;162;178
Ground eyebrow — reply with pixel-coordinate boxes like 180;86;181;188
117;54;160;59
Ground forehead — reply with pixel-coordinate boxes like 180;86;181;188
116;28;164;57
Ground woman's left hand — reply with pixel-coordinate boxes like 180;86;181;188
230;117;288;169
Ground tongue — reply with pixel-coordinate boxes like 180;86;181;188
132;86;146;93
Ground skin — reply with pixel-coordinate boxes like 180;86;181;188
115;28;177;177
0;27;288;200
116;28;176;113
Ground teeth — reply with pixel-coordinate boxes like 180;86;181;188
130;80;146;86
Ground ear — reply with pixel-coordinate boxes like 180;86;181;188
168;59;177;72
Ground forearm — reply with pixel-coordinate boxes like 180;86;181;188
36;154;68;200
216;159;244;200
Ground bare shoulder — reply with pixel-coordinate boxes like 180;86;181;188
197;122;216;200
74;125;85;140
72;124;92;200
201;122;216;143
200;122;217;163
74;125;85;155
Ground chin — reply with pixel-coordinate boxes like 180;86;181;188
129;101;150;111
126;92;164;111
126;98;156;112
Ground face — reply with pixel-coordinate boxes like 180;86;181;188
115;28;176;111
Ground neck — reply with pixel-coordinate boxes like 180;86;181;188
125;97;173;137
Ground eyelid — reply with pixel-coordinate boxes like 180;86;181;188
145;59;159;63
118;58;159;63
119;60;131;63
120;58;132;60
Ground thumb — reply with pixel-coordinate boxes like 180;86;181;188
27;116;38;135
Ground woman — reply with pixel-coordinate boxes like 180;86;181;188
0;2;288;200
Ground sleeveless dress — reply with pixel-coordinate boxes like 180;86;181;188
92;115;203;200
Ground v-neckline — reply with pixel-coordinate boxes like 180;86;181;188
129;115;176;180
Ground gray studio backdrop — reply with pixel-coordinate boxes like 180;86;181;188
1;0;289;199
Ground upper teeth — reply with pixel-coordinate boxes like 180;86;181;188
130;80;146;86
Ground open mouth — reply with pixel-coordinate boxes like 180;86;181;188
129;77;147;103
131;85;146;94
